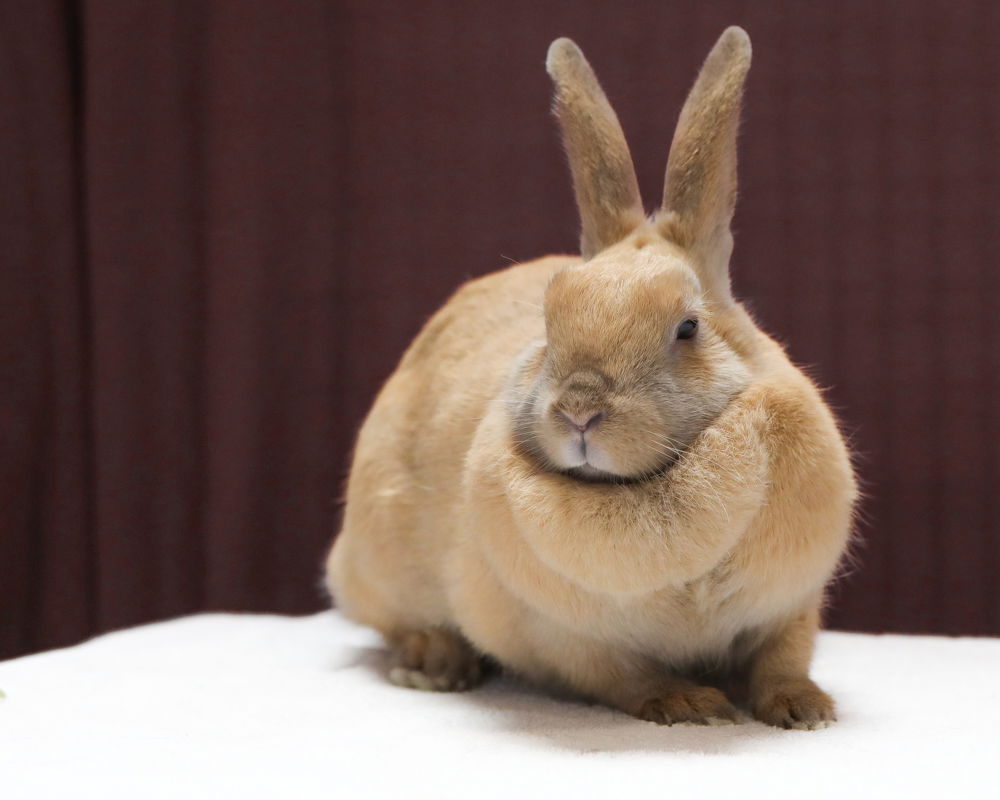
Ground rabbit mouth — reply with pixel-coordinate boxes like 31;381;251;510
551;431;671;484
565;436;610;473
566;462;627;483
563;441;669;484
559;439;621;482
564;461;667;485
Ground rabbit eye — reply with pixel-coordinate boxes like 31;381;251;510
676;319;698;340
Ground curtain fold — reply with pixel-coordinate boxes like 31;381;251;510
1;1;93;657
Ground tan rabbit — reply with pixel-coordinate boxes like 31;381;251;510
326;27;857;730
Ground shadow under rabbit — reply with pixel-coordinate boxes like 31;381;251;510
338;644;790;756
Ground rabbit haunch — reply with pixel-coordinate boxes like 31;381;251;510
327;26;857;730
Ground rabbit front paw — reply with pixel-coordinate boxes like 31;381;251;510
637;685;740;726
752;678;836;730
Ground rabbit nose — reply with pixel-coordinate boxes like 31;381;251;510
561;410;606;433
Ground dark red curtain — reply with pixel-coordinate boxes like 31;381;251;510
3;0;998;660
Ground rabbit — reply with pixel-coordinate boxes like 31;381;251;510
326;26;857;730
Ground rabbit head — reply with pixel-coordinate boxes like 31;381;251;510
509;28;756;481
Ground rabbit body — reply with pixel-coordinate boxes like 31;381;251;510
327;28;857;728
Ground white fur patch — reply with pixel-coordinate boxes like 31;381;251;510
388;667;467;693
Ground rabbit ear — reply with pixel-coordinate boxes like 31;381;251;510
547;38;645;260
659;27;751;303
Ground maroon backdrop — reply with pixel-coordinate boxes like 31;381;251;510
3;0;998;660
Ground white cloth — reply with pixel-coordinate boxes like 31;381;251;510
1;611;997;799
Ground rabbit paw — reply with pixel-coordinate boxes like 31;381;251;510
387;628;489;692
637;685;740;726
752;678;836;730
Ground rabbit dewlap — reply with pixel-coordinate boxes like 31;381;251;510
327;27;857;729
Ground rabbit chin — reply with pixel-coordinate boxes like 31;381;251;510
551;436;628;481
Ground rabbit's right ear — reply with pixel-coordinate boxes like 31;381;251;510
547;39;645;261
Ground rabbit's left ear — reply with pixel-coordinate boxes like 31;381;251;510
547;38;645;260
659;27;751;304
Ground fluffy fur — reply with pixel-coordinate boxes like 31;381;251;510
326;27;857;730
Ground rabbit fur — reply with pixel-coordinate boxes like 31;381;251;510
327;27;857;730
